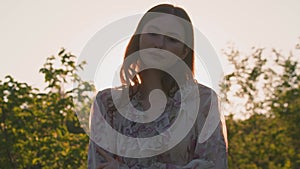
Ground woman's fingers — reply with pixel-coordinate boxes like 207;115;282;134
97;161;120;169
182;159;214;169
96;147;114;162
96;162;109;169
95;147;122;169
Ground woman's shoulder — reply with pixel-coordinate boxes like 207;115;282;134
194;82;219;116
96;86;126;99
197;83;217;97
181;80;217;101
95;88;112;101
95;86;129;109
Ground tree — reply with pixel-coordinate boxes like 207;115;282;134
1;41;299;168
0;48;94;168
221;43;300;168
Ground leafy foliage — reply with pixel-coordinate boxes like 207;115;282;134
1;41;299;168
221;44;300;168
0;48;94;168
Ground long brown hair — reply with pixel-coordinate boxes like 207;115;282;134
120;4;195;97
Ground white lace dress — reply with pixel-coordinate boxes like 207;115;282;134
87;82;228;169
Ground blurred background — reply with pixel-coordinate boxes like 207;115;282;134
0;0;299;168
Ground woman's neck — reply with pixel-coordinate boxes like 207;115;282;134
139;69;163;96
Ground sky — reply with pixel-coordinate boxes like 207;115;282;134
1;0;300;92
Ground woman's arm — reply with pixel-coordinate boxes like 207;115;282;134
87;139;104;169
143;123;226;169
136;91;228;169
153;122;227;169
193;122;228;169
191;86;228;169
87;90;130;169
87;140;129;169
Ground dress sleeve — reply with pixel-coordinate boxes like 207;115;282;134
87;139;130;169
87;91;130;169
193;122;228;169
138;88;228;169
87;139;105;169
148;127;228;168
192;88;228;169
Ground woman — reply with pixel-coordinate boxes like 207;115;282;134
88;4;228;169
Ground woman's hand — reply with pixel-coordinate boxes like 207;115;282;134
96;147;122;169
181;159;214;169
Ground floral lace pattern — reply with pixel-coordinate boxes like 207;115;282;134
88;83;228;169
